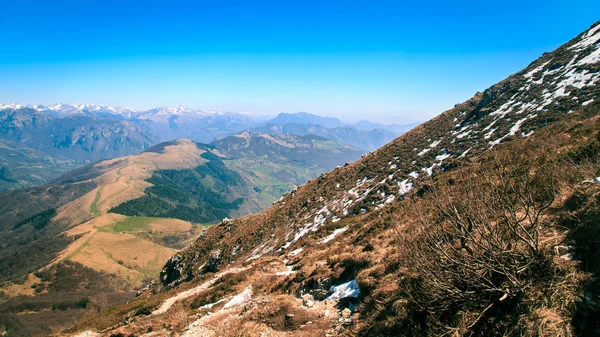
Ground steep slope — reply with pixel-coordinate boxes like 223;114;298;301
67;22;600;337
158;21;600;289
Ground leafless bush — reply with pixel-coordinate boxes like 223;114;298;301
397;149;564;335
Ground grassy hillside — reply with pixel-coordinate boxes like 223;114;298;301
109;133;362;222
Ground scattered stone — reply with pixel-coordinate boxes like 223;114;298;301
341;308;352;318
206;249;222;272
560;253;573;261
302;294;315;308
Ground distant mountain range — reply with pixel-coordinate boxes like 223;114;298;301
0;105;416;190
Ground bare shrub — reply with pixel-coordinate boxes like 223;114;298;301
397;148;566;335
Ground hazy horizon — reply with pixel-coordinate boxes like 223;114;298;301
1;1;599;124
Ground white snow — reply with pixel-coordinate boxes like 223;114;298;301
223;286;252;309
456;130;472;139
417;148;431;156
507;117;528;137
326;279;361;301
569;24;600;51
320;226;349;244
289;248;304;256
408;171;419;179
436;153;451;162
398;179;413;195
577;47;600;66
246;241;274;261
523;60;551;79
429;139;442;147
458;148;471;158
422;164;436;176
152;267;249;315
197;298;227;310
276;265;296;276
484;127;497;139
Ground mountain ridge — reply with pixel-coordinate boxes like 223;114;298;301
0;106;409;190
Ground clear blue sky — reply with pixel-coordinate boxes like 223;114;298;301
0;1;598;123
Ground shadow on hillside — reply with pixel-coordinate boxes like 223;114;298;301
562;188;600;336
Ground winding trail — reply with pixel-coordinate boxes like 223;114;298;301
152;266;250;316
75;198;94;216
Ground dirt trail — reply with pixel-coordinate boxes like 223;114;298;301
75;198;94;216
152;266;250;315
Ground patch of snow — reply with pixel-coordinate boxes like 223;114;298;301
523;60;551;79
458;148;471;158
436;153;451;162
408;171;419;179
197;298;228;310
326;280;361;301
583;99;594;106
384;194;396;204
507;117;528;137
456;129;472;139
423;163;436;176
246;242;274;261
223;285;252;309
577;47;600;66
417;148;431;156
276;265;296;276
320;226;349;244
398;179;413;195
289;248;303;256
484;127;497;139
569;24;600;51
522;130;535;137
429;139;442;147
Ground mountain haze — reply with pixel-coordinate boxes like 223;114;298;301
0;106;402;190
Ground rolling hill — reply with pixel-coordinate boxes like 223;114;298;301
62;22;600;337
0;133;361;336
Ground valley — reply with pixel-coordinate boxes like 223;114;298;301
0;133;362;336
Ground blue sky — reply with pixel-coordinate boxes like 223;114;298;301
0;1;598;123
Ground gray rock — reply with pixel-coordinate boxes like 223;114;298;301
302;294;315;308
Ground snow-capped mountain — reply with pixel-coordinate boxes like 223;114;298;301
0;103;233;119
